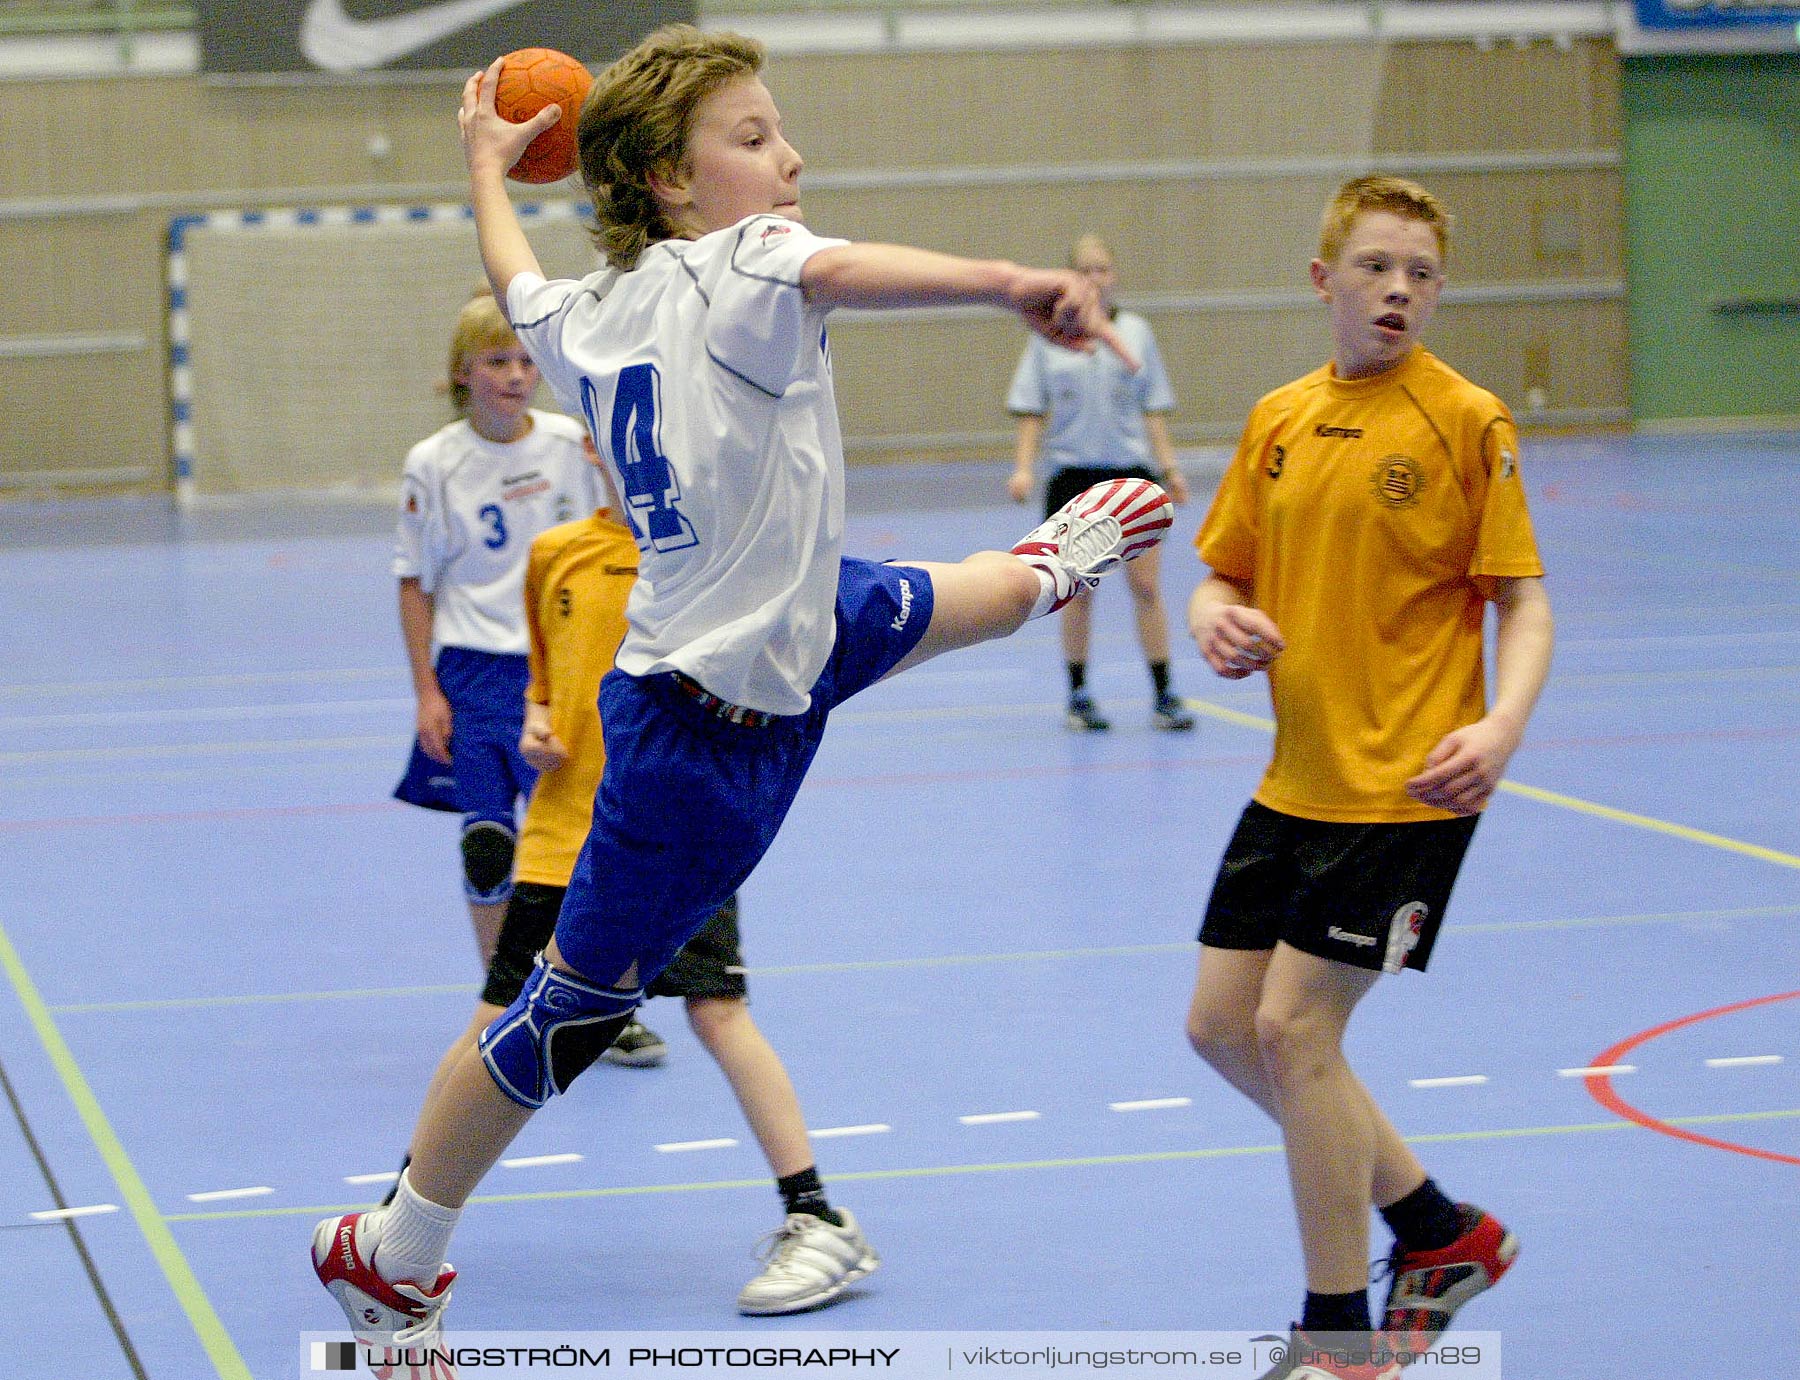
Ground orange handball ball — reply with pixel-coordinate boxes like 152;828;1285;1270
494;47;592;185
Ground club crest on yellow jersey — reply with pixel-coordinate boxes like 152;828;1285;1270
1370;455;1425;508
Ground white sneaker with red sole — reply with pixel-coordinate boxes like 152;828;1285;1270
313;1211;456;1354
1011;477;1173;613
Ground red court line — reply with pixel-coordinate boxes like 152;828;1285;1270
1527;726;1800;751
0;800;405;833
0;755;1266;832
1585;990;1800;1167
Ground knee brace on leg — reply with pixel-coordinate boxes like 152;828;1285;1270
461;819;516;904
478;955;644;1109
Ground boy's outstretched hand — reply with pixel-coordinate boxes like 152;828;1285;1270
1009;268;1141;371
459;57;562;180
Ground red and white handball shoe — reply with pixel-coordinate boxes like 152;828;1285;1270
313;1211;456;1352
1010;477;1173;613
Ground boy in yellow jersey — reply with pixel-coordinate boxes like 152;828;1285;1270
397;452;879;1317
1184;176;1553;1379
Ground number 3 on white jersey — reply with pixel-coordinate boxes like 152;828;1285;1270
583;366;698;554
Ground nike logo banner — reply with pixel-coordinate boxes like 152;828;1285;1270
195;0;695;76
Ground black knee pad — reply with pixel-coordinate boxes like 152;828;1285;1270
461;819;516;903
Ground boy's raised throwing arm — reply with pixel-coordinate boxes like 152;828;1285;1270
801;244;1140;371
459;58;563;309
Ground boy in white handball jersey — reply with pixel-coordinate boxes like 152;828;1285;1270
390;293;595;964
314;24;1170;1350
392;292;669;1059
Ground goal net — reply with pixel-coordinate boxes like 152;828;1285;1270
169;201;598;500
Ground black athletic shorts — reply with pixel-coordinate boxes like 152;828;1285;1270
1198;801;1480;974
483;884;747;1006
1044;463;1163;520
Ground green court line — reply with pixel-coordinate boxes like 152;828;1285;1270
52;982;480;1015
1183;699;1800;869
1451;903;1800;935
0;922;249;1380
48;905;1798;1015
165;1106;1800;1224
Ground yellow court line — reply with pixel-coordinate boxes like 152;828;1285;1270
1182;698;1800;870
1179;699;1279;733
0;922;249;1380
1499;781;1800;870
165;1106;1800;1224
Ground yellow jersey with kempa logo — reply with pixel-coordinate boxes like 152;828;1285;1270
1196;347;1543;823
514;509;640;885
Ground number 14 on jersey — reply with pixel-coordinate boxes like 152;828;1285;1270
583;364;698;553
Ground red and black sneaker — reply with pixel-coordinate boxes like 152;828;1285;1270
1257;1327;1408;1380
1380;1204;1518;1348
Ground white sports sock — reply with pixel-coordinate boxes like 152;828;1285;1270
1022;563;1060;620
370;1170;461;1287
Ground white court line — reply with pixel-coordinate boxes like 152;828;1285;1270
501;1153;583;1169
185;1186;273;1203
344;1171;400;1186
31;1204;119;1220
1110;1097;1193;1112
810;1124;891;1139
655;1138;738;1153
958;1110;1040;1125
1705;1055;1784;1068
1409;1075;1490;1089
1558;1065;1637;1078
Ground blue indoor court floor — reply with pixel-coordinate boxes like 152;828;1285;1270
0;430;1795;1379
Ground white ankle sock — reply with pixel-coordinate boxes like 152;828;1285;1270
1023;564;1059;620
370;1170;461;1286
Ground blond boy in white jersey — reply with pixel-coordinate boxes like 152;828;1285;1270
314;24;1173;1352
391;293;599;966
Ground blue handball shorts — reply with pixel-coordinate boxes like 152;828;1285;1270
552;557;933;987
392;646;537;828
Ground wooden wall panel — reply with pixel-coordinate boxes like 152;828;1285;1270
0;211;165;332
5;351;167;491
825;297;1627;456
0;36;1626;494
804;168;1621;289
